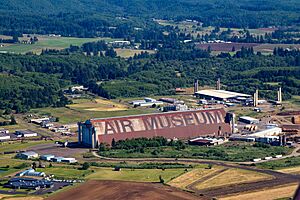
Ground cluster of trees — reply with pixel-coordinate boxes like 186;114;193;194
1;33;300;111
0;0;299;39
87;161;192;169
0;72;70;112
0;115;17;126
100;137;186;153
273;48;300;58
155;49;210;61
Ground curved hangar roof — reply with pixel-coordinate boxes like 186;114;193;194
195;90;251;99
87;108;231;144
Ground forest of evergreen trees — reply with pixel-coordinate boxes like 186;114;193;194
0;43;299;112
0;0;299;38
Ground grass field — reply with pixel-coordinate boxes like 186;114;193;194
115;48;155;58
195;168;273;190
219;183;298;200
287;95;300;107
0;140;52;153
168;165;222;190
36;167;92;179
0;35;116;54
0;154;33;178
32;97;156;124
69;98;128;112
86;167;186;183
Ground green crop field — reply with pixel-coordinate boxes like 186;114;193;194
0;35;116;54
86;167;186;182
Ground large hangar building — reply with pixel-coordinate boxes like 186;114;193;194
78;108;232;148
195;89;251;101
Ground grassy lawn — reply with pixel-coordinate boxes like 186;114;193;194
287;95;300;107
0;154;33;178
0;140;52;153
100;141;292;162
36;167;92;179
86;167;186;183
0;35;116;54
32;104;155;124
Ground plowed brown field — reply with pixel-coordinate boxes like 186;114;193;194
46;180;204;200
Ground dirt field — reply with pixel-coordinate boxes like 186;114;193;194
115;48;155;58
69;98;128;112
46;180;203;200
168;166;222;190
196;43;259;51
277;166;300;174
219;183;298;200
6;197;44;200
195;168;273;190
196;42;300;54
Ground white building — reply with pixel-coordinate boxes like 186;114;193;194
15;130;38;138
0;134;10;140
17;152;39;160
251;127;282;137
61;158;77;163
239;116;260;124
195;89;251;102
40;154;55;161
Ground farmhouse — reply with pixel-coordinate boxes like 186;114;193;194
78;108;232;148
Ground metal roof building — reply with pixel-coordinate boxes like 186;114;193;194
16;168;45;177
78;108;232;148
17;151;39;160
6;177;53;189
195;90;251;101
40;154;55;161
239;116;260;124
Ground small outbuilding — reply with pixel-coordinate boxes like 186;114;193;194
239;116;259;124
17;152;39;160
40;154;55;161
